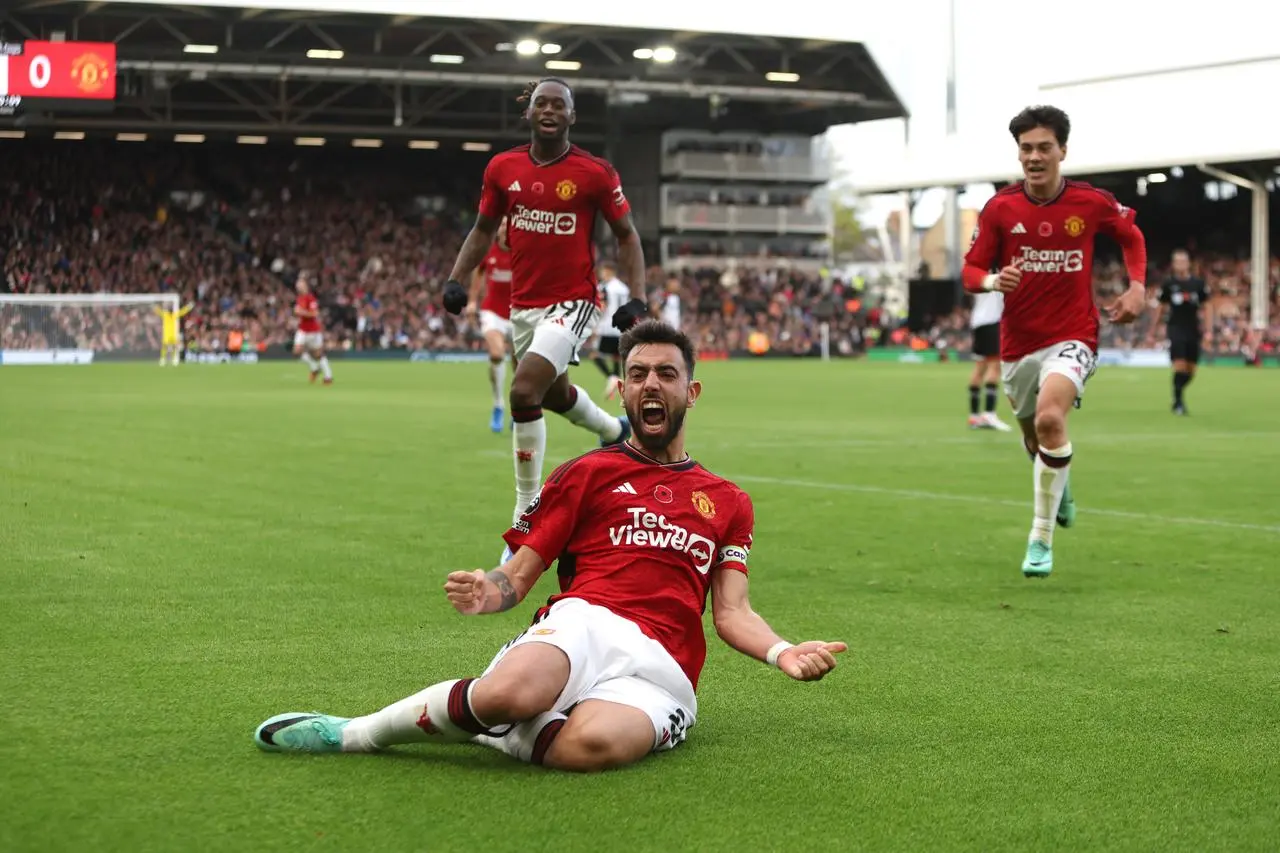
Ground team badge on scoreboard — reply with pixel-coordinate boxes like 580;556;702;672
71;51;111;94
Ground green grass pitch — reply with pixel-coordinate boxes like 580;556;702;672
2;359;1278;852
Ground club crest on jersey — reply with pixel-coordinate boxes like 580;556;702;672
556;179;578;200
1038;222;1053;237
1064;215;1086;237
691;490;716;519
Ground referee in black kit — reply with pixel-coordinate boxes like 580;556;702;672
1152;249;1209;415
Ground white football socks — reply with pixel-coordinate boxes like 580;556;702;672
342;679;488;752
490;360;506;408
301;353;318;372
513;416;547;525
317;356;332;380
559;384;621;442
1031;443;1073;545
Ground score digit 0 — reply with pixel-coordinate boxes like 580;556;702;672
28;54;51;89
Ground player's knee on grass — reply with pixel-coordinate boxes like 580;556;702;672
471;643;570;723
543;701;656;773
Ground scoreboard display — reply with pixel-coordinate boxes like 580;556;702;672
0;40;117;117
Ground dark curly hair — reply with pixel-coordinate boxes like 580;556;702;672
517;76;574;105
1009;105;1070;146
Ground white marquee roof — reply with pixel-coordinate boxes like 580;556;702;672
856;57;1280;193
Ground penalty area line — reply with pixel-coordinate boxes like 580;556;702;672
733;474;1280;535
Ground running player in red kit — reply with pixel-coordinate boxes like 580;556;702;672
253;321;847;772
963;105;1147;578
292;275;332;384
441;77;651;545
466;218;516;433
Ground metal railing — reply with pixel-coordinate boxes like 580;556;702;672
660;203;830;234
661;151;830;182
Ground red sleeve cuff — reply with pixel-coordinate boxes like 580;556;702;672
501;529;559;567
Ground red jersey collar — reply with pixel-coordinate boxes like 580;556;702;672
620;439;697;471
1020;178;1067;206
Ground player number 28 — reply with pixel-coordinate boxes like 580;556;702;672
1056;342;1094;369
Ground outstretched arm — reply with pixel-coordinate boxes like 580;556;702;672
444;546;547;615
711;568;846;681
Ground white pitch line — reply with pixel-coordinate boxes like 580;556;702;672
724;431;1280;450
733;474;1280;535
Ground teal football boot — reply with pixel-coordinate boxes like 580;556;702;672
1021;540;1053;578
255;712;350;754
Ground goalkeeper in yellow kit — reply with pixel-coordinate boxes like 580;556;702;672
155;303;193;366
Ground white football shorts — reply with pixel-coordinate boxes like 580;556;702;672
510;300;601;376
482;597;697;752
293;330;324;352
1001;339;1097;421
479;309;512;340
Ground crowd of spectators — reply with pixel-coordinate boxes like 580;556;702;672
3;141;1277;361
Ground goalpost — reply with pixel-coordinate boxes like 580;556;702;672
0;293;181;366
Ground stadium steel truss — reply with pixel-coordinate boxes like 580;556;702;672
1;1;908;142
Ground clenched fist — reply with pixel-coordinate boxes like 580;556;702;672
443;569;489;615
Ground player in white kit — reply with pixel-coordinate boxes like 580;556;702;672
660;277;681;330
966;291;1012;431
588;261;633;400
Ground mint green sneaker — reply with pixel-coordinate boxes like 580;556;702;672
1056;477;1076;528
1022;540;1053;578
255;712;350;754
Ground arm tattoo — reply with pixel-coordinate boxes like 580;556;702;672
485;569;519;612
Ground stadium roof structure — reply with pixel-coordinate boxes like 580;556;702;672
1;1;909;143
854;56;1280;194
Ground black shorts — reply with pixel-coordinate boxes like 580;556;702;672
597;334;620;356
971;323;1000;358
1169;336;1200;364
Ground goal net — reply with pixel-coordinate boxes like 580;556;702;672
0;293;181;365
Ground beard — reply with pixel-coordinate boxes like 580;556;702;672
625;401;687;453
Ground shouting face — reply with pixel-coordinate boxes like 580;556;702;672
622;342;700;453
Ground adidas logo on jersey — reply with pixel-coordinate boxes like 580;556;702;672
1011;222;1027;234
612;482;637;494
507;180;522;192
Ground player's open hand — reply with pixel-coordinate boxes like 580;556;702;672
778;641;848;682
995;264;1021;293
1108;284;1146;324
444;569;488;615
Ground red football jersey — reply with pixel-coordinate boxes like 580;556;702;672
965;180;1141;361
479;241;513;319
503;442;755;691
477;144;631;310
295;293;321;333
